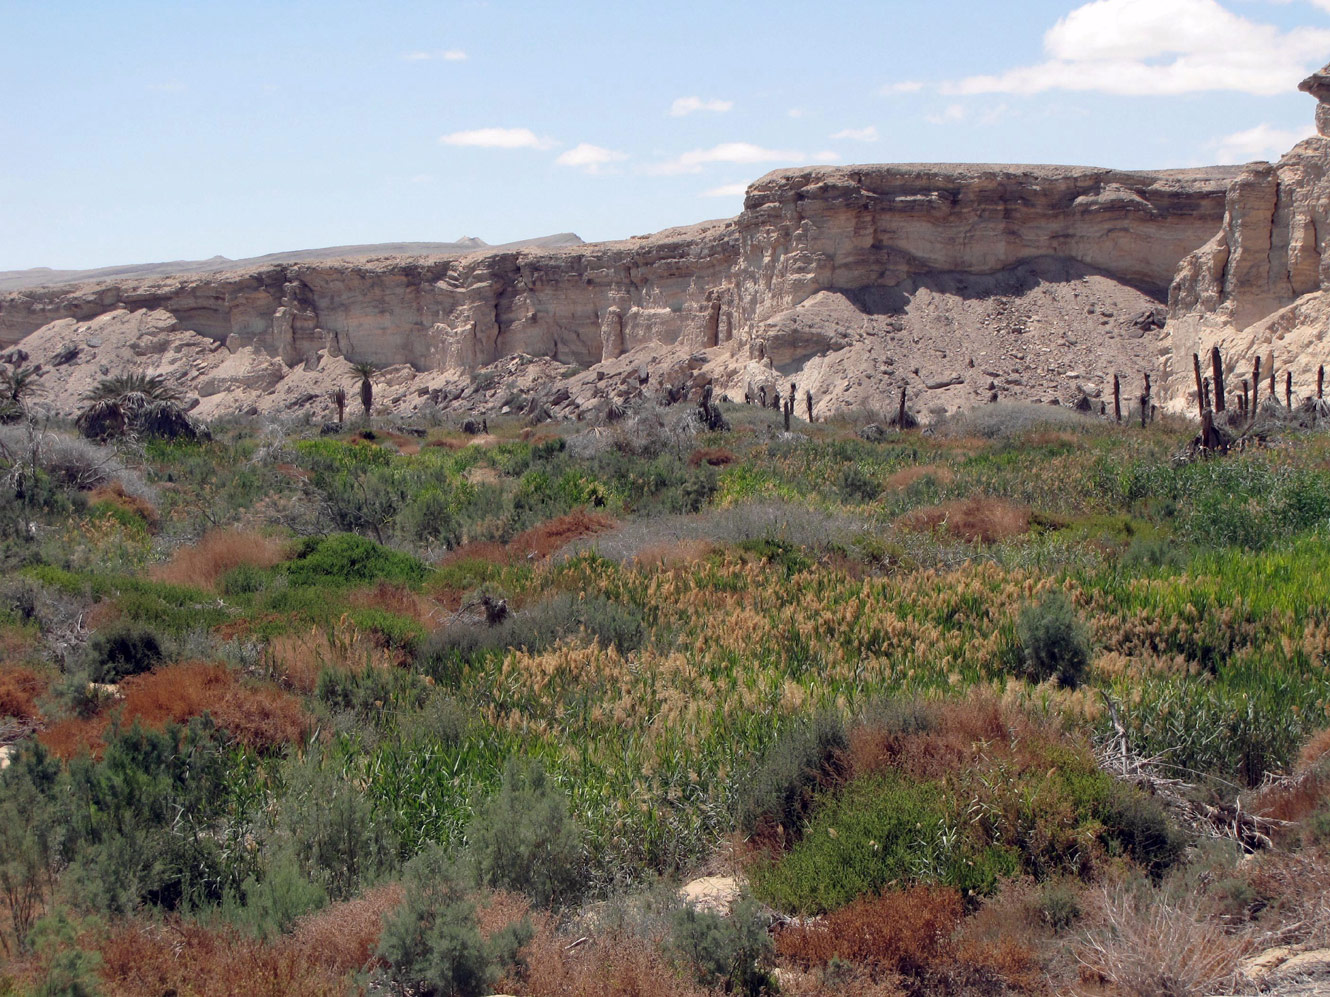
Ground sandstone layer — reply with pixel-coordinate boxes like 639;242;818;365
1;163;1238;423
1162;63;1330;412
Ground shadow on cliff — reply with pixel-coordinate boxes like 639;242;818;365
841;256;1167;316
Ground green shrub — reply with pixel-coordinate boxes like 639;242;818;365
285;533;429;588
396;488;462;547
1098;781;1185;878
466;758;583;909
225;852;328;939
28;910;102;997
1035;880;1082;932
836;465;880;503
85;623;164;683
217;562;269;596
669;898;774;996
376;851;507;997
1014;589;1090;688
734;710;847;843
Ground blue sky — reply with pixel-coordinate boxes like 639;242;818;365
2;0;1327;270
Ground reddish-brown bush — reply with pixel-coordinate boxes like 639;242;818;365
634;538;717;569
349;581;445;628
776;885;963;976
151;529;287;590
0;666;46;723
211;684;311;753
688;447;735;468
896;498;1032;544
38;713;110;761
97;918;349;997
88;481;159;528
119;661;233;728
263;623;396;693
507;509;616;560
286;883;404;975
517;928;715;997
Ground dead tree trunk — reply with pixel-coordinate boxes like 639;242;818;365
1211;346;1225;412
1319;365;1325;399
1113;374;1121;422
1192;353;1205;418
805;390;813;423
897;385;907;429
1269;355;1276;399
1253;356;1261;409
1286;370;1293;408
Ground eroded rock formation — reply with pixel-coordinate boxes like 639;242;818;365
1;161;1238;422
1163;64;1330;412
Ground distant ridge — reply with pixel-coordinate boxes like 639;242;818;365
0;233;585;292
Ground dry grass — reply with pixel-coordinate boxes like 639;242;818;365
0;666;46;724
517;927;717;997
88;480;159;528
882;465;955;490
896;497;1032;544
151;529;287;591
210;684;311;753
1074;887;1252;997
633;538;717;569
286;882;404;976
97;918;350;997
444;509;616;566
262;622;397;693
349;581;446;629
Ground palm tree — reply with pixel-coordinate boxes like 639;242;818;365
76;372;196;441
329;386;347;426
0;363;43;423
352;362;377;420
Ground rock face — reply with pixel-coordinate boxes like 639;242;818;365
0;163;1237;422
1164;63;1330;412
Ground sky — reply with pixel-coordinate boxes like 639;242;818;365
2;0;1328;271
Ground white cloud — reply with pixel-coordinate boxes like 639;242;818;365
881;80;925;94
647;142;805;175
439;127;554;150
555;143;629;174
830;126;879;142
787;108;806;118
1213;121;1316;161
927;104;967;124
944;0;1330;96
811;150;841;162
701;182;749;197
403;49;468;61
668;96;734;116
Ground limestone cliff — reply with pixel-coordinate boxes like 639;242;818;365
1163;64;1330;411
0;162;1236;423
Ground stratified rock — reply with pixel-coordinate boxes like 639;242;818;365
1164;64;1329;412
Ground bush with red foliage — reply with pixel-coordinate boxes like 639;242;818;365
776;885;963;976
896;497;1032;544
0;666;46;724
286;883;405;975
151;529;287;591
689;447;735;468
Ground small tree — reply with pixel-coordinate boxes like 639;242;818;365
1014;589;1091;688
328;386;347;426
0;363;44;423
352;363;376;419
75;373;196;442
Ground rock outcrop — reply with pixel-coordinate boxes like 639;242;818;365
1163;63;1330;412
0;163;1237;423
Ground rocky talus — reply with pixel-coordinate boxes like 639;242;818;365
0;162;1239;423
1162;62;1330;413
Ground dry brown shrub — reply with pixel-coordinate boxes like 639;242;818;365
286;882;404;975
0;625;37;660
776;885;963;976
952;880;1054;994
688;447;735;468
88;480;159;528
1241;850;1330;943
349;581;445;628
83;599;124;631
896;498;1032;543
0;666;46;723
119;661;233;728
883;465;955;490
425;436;466;450
210;684;311;753
440;539;511;567
508;509;616;559
97;918;350;997
151;529;287;591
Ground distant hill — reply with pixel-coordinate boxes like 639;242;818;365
0;233;585;292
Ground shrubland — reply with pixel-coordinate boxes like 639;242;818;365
0;397;1328;995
